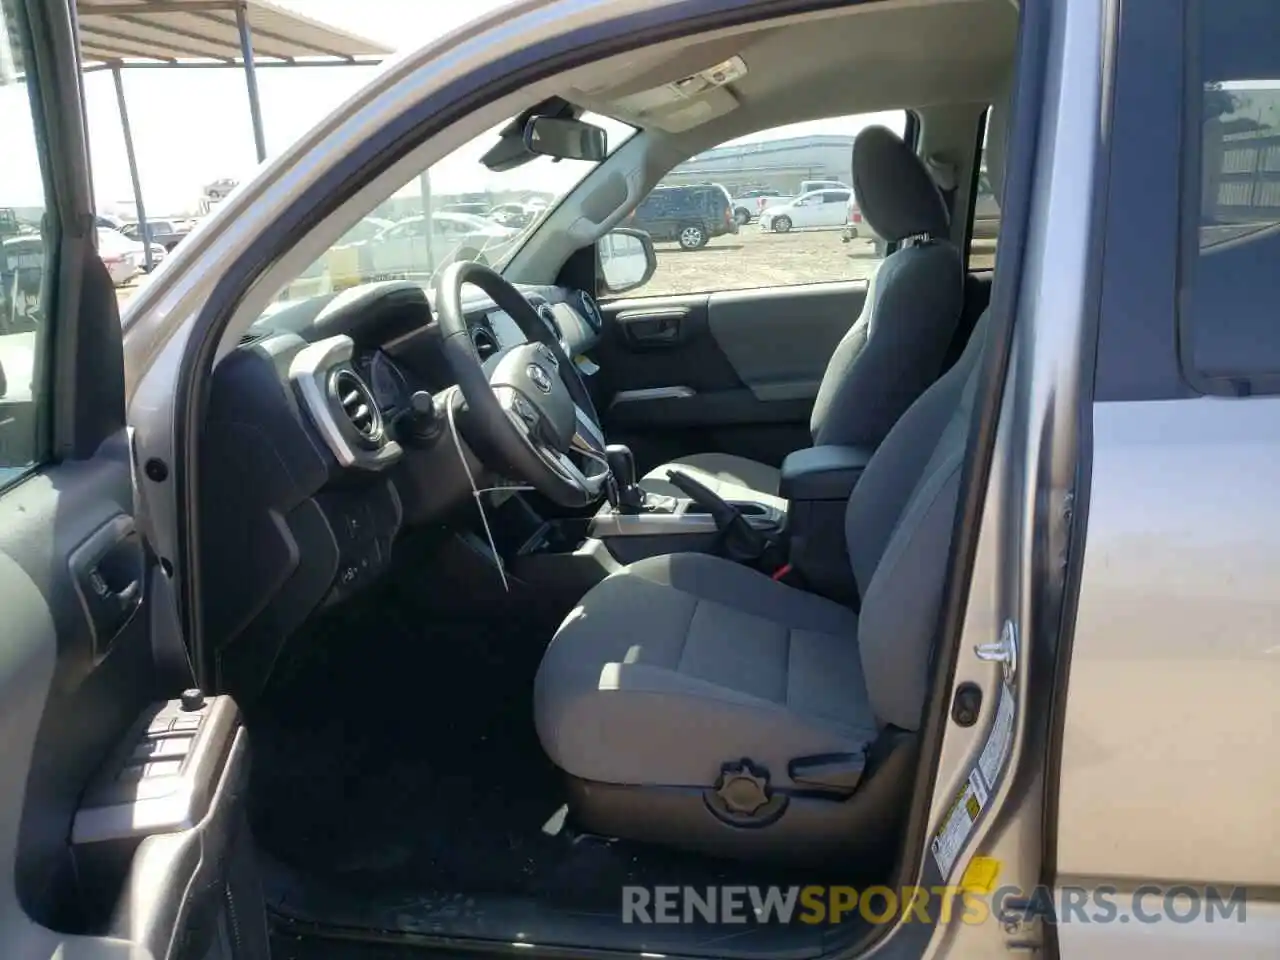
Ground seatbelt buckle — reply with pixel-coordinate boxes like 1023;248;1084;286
771;563;794;582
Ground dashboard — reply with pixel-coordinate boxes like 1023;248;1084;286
199;279;604;695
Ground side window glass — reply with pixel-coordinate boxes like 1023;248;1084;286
1180;0;1280;390
0;3;56;489
610;110;906;297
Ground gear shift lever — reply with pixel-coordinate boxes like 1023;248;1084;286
605;444;646;512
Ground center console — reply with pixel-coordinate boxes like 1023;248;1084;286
590;492;785;563
588;443;786;564
503;442;873;613
504;443;787;602
778;444;875;604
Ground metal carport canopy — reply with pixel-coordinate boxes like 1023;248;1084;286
76;0;392;267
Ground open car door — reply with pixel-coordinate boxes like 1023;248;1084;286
0;3;267;958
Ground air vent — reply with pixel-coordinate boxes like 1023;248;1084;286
538;305;572;355
329;369;382;448
471;325;499;360
538;304;563;340
577;292;602;332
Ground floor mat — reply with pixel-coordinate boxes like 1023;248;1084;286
247;573;863;935
248;579;571;899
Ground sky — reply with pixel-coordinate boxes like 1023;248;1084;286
1;0;895;217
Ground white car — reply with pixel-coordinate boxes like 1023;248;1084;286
758;188;853;233
356;212;519;282
95;226;153;286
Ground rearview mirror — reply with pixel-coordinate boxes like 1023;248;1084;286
597;227;656;295
524;116;608;162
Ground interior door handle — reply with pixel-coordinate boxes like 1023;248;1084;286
616;309;687;347
70;515;147;657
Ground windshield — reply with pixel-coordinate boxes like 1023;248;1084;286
270;111;634;308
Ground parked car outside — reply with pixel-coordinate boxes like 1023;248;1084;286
1;232;43;331
121;219;189;251
487;202;544;228
729;187;787;224
336;215;396;244
738;180;852;224
839;195;886;255
353;211;520;283
440;202;492;217
758;188;852;232
840;169;1000;251
627;183;737;249
95;226;156;286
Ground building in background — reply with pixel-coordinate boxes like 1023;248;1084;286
1201;85;1280;233
659;134;855;194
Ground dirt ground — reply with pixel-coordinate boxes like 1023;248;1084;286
634;227;995;297
642;228;883;298
115;227;997;310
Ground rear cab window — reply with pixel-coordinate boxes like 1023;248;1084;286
1179;0;1280;393
968;109;1002;271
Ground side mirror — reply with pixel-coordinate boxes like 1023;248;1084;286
524;116;608;162
597;227;656;295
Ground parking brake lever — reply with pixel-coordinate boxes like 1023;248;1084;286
664;469;768;561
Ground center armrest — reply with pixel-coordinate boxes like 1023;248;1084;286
779;445;876;502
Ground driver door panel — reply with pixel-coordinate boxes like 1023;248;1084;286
0;3;269;958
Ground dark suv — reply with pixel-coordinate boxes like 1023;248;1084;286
628;183;737;250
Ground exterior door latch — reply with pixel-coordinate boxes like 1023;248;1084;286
975;619;1018;685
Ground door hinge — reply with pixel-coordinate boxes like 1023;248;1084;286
974;619;1018;685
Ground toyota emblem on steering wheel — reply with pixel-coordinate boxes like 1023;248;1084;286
528;363;553;394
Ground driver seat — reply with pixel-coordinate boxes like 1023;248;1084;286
534;308;989;864
636;125;963;503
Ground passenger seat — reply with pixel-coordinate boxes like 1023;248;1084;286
638;126;964;502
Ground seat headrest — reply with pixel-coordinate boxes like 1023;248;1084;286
851;126;949;243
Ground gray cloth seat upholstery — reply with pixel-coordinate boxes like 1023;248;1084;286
534;310;990;863
635;451;785;507
535;551;873;789
638;125;963;503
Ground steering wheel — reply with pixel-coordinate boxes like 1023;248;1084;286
433;260;610;508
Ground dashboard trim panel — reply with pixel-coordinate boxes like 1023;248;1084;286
289;335;404;471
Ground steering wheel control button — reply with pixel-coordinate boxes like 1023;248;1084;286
180;688;206;712
535;341;560;370
513;394;538;425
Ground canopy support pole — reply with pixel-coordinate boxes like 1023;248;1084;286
236;2;268;163
111;65;152;271
418;171;434;277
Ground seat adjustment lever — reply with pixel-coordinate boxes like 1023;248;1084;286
788;752;866;794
